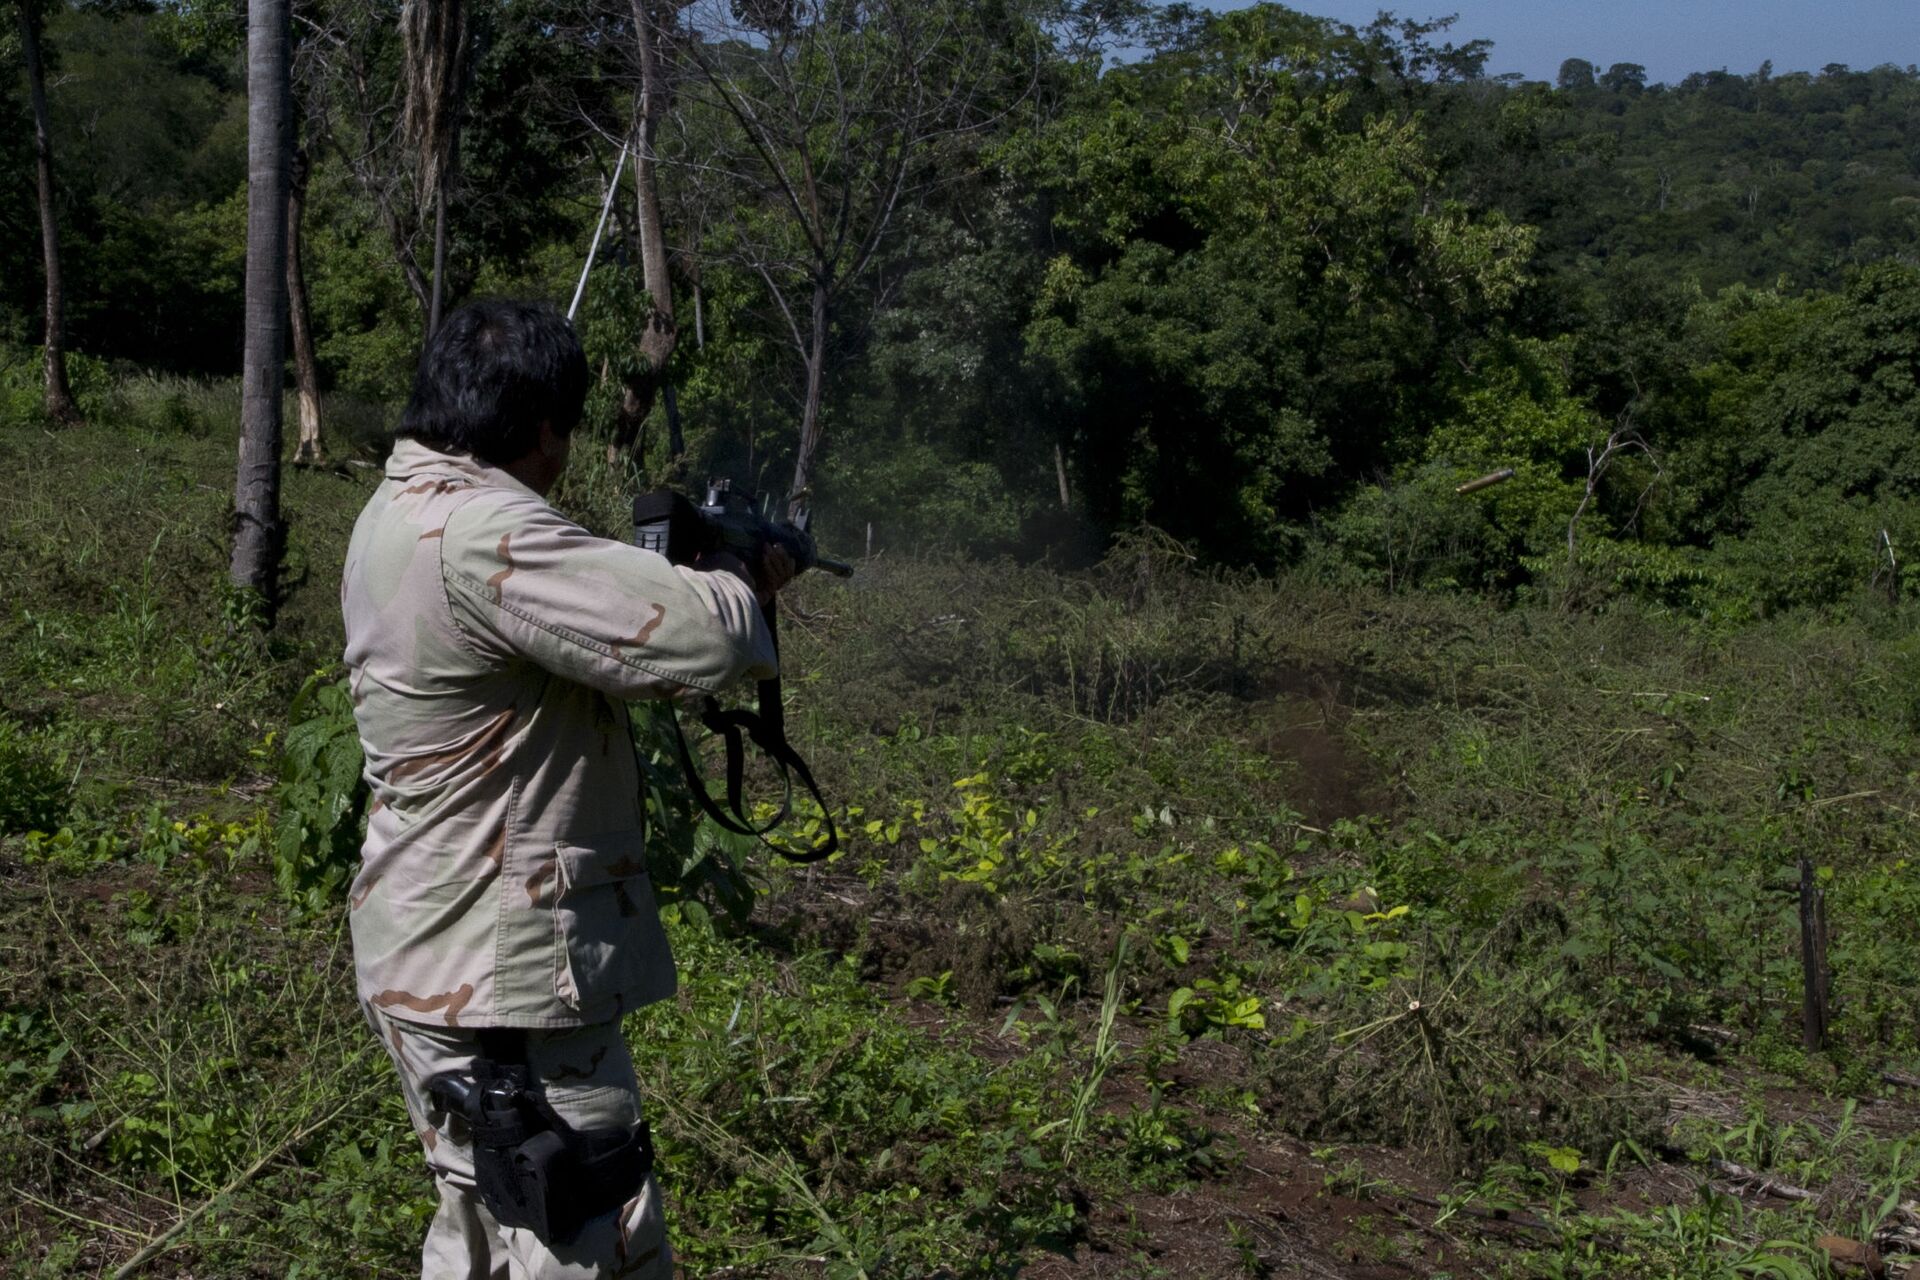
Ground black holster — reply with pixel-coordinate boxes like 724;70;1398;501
425;1033;655;1245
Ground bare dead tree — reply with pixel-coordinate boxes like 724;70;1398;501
232;0;293;614
654;93;749;357
650;105;738;361
16;0;81;424
401;0;469;334
299;0;438;329
1567;413;1661;560
678;0;1024;515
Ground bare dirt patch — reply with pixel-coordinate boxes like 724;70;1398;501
1255;693;1387;827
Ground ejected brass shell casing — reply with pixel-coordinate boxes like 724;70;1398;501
1455;468;1516;495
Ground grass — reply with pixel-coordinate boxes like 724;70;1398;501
7;392;1920;1276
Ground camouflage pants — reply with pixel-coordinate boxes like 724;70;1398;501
366;1006;673;1280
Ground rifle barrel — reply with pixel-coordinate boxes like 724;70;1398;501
812;556;856;578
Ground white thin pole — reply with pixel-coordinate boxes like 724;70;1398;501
568;140;631;323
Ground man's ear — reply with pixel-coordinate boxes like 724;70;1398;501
537;420;568;459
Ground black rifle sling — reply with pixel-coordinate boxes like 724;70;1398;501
665;601;838;863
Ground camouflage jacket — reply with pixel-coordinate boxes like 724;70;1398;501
341;439;776;1028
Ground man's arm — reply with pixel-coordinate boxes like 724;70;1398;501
440;492;777;699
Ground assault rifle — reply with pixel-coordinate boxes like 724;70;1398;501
632;481;851;861
632;479;855;581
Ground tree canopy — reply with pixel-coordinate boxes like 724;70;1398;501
5;1;1918;613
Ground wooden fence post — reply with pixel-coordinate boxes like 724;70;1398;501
1799;856;1831;1052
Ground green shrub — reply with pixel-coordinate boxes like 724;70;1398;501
1524;536;1738;619
1312;463;1512;592
0;346;114;425
0;718;69;835
65;351;115;420
627;701;761;929
0;345;41;426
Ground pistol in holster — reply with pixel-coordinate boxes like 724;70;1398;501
425;1034;655;1245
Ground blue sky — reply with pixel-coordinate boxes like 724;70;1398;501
1205;1;1918;86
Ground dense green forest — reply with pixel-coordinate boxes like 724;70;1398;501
9;3;1920;1277
5;1;1917;610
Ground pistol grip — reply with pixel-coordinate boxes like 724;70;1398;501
425;1071;478;1118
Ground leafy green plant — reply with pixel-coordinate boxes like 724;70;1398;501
0;1008;70;1119
905;970;956;1004
272;671;369;911
1167;971;1266;1038
1116;1097;1222;1183
913;771;1068;894
19;825;118;871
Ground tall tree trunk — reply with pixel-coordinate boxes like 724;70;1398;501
610;0;678;462
287;142;325;465
231;0;292;615
687;238;704;350
427;184;448;335
632;0;676;383
788;277;829;518
18;0;80;425
663;382;684;463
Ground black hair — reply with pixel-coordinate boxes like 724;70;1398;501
396;299;589;466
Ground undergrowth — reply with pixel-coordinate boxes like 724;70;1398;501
7;410;1920;1276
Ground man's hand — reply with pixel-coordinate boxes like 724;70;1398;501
755;544;797;602
695;544;796;607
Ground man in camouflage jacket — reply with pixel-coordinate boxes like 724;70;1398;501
342;300;786;1278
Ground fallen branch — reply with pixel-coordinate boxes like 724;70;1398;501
1710;1159;1819;1203
1595;688;1712;702
905;613;970;636
1873;1220;1920;1255
1804;790;1882;811
16;1187;146;1239
1392;1189;1565;1241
